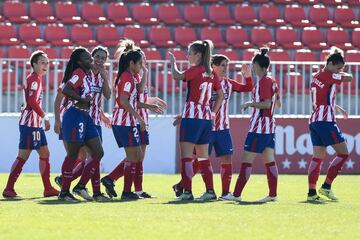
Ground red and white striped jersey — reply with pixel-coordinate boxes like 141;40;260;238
89;71;104;126
182;66;221;120
134;74;149;127
65;68;93;110
57;83;71;122
19;72;45;128
309;70;344;123
248;75;279;134
211;77;253;130
112;71;138;127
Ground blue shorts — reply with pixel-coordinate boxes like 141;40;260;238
180;118;212;144
244;132;275;153
309;121;345;147
112;125;140;148
19;125;47;150
137;124;149;146
58;127;63;140
95;125;102;142
208;129;233;157
62;107;100;143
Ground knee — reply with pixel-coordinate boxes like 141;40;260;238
95;148;104;160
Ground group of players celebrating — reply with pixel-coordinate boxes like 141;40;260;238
2;38;353;203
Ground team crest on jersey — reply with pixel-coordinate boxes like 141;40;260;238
30;81;38;90
69;75;79;84
124;82;132;92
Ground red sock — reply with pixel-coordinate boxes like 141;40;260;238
198;159;214;191
325;154;348;185
123;160;136;192
181;158;193;191
39;157;52;190
74;158;83;168
71;160;85;181
78;155;100;186
265;161;278;197
134;162;143;192
308;158;323;190
177;158;198;188
61;156;76;192
91;161;100;193
5;157;26;191
108;158;126;181
233;163;252;197
220;163;232;195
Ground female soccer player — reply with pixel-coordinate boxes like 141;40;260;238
58;47;104;202
231;48;281;203
54;46;112;202
101;41;166;199
307;47;353;201
169;40;224;201
172;54;253;200
2;50;59;199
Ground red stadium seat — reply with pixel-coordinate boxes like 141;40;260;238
309;5;336;28
250;27;276;48
174;27;197;47
327;27;353;51
169;48;187;61
61;46;75;59
183;5;209;25
345;50;360;62
81;2;108;24
36;46;59;59
132;3;159;25
8;46;31;67
19;23;45;46
352;28;360;48
216;49;240;61
284;5;311;27
333;6;360;28
234;5;260;26
0;48;4;58
0;23;20;45
158;71;179;93
200;27;227;48
294;49;319;71
302;27;328;50
226;26;252;49
71;24;97;47
55;2;82;24
297;0;320;4
96;25;120;47
223;0;244;2
3;1;30;23
273;0;293;3
29;1;56;23
322;0;343;5
123;26;150;48
142;48;162;69
248;0;268;3
320;49;331;62
107;3;133;25
158;4;185;25
242;49;258;61
276;26;303;49
348;0;360;6
44;24;72;47
269;49;292;71
2;69;18;91
283;72;309;94
148;26;176;48
259;5;285;26
208;5;235;25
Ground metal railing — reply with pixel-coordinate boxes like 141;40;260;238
0;58;359;116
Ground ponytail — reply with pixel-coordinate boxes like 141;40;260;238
326;46;345;65
189;40;214;74
252;47;270;69
115;49;142;85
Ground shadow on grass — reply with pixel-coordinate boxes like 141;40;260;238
299;200;327;205
37;199;83;205
0;196;44;202
162;200;218;205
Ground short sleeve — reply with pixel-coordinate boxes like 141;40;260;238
184;66;200;82
319;71;343;85
213;72;222;91
67;69;85;88
119;73;134;96
259;78;272;100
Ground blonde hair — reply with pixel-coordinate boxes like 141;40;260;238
188;40;213;74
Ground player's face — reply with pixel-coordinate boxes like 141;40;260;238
33;55;49;76
93;50;107;67
327;62;344;73
187;49;201;65
213;60;228;78
130;59;142;74
78;51;93;70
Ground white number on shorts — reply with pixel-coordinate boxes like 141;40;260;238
32;131;41;141
133;127;139;138
198;82;213;105
79;123;84;133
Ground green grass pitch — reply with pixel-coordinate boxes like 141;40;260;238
0;174;359;240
